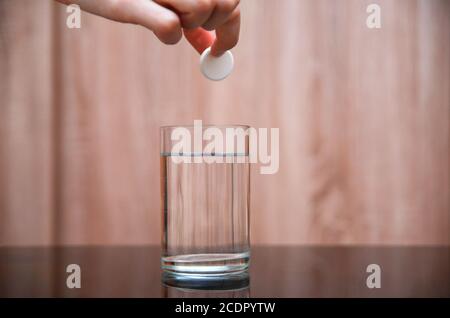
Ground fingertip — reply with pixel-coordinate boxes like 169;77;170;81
155;28;183;45
153;13;183;44
210;43;226;57
210;34;238;56
184;28;215;54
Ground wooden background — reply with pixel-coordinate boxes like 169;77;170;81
0;0;448;246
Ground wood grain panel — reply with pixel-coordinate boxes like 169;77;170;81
0;0;55;245
0;0;448;245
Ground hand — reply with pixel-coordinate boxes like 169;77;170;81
57;0;240;56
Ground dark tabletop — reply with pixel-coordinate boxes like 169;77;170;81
0;246;448;297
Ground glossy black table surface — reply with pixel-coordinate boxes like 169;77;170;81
0;246;448;297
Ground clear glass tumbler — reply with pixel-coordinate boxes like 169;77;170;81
160;124;250;276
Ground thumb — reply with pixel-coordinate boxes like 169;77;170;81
183;28;215;54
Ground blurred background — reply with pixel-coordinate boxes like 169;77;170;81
0;0;448;246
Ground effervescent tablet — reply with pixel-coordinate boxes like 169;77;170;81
200;47;234;81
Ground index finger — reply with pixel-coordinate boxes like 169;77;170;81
210;8;240;56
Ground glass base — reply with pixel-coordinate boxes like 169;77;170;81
162;269;250;293
161;251;250;276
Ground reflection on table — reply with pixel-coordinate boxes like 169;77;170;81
0;246;448;297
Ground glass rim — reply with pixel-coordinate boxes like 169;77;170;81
160;124;251;130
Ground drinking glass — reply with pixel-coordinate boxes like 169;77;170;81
160;124;250;276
